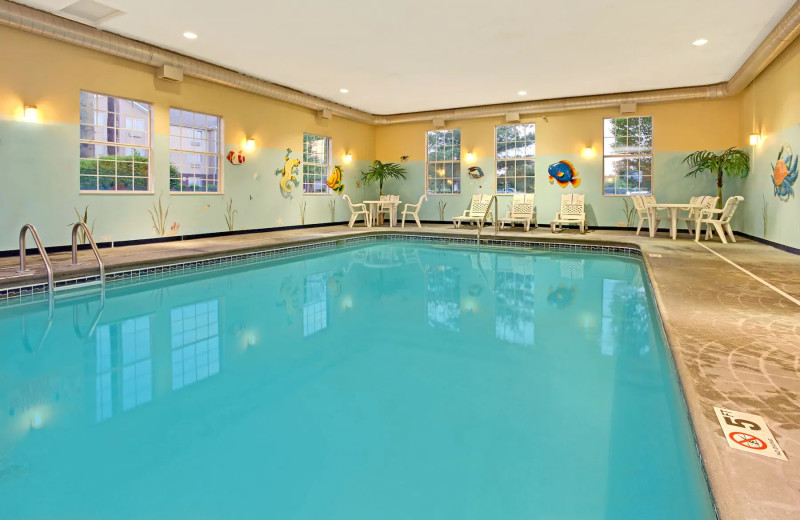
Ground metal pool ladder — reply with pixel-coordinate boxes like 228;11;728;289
18;224;55;352
18;224;54;293
68;222;106;288
476;195;499;244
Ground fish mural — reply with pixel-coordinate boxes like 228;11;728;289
547;284;578;309
548;160;581;188
326;165;345;193
275;148;300;196
467;166;484;179
771;143;798;199
226;150;245;165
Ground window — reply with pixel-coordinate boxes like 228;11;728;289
426;129;461;194
603;116;653;195
94;316;152;422
169;109;221;193
171;300;220;390
303;134;331;194
80;91;151;192
303;273;328;336
425;265;460;331
496;123;535;193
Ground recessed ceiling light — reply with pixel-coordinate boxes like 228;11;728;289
692;38;708;46
518;90;527;96
339;88;349;94
183;32;198;40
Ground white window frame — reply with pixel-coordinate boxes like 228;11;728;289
169;108;223;194
79;90;153;193
426;129;461;195
602;116;654;196
495;123;536;194
302;133;332;195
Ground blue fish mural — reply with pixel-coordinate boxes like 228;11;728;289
548;160;581;188
467;166;484;179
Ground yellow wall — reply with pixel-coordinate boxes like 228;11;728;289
739;35;800;146
736;34;800;248
376;98;741;163
0;25;375;162
3;19;799;248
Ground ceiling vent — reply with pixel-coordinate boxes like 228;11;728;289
156;65;184;82
59;0;125;25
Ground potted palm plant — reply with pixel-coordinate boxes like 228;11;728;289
683;147;750;208
361;160;407;196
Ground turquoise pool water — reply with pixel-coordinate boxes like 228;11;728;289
0;240;714;519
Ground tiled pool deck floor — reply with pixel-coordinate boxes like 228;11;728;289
1;224;799;520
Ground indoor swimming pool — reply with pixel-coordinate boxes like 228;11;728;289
0;238;715;519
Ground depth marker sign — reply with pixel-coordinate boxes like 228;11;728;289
714;407;788;461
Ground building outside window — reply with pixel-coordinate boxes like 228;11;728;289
303;133;331;194
79;91;151;192
603;116;653;195
426;129;461;194
496;123;535;194
169;109;222;193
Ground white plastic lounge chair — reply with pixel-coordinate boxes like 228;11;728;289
498;194;536;231
453;194;492;228
343;194;371;228
695;196;743;244
632;195;663;236
401;195;427;228
550;194;586;233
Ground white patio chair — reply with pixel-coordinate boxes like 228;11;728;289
401;195;427;228
632;194;663;236
550;194;586;233
378;195;399;225
453;194;492;228
694;196;743;244
676;196;717;236
343;194;371;228
675;196;703;236
498;194;536;231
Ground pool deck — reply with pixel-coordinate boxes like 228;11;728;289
2;223;799;520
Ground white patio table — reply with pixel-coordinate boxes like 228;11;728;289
363;199;402;227
646;202;703;240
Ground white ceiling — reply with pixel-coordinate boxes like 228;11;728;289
14;0;797;114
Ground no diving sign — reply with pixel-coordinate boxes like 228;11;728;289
714;407;788;461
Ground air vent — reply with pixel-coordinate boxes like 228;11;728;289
156;65;184;82
60;0;124;25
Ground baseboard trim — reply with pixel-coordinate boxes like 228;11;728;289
732;231;800;255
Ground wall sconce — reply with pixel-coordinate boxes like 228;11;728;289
465;152;476;163
344;153;353;163
244;138;256;151
23;105;38;122
581;146;596;159
749;133;761;146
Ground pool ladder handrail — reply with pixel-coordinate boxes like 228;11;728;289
69;221;106;287
18;224;55;352
18;224;54;293
476;195;499;243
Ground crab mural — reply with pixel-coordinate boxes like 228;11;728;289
771;143;798;199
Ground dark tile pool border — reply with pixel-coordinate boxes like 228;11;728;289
0;233;641;307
